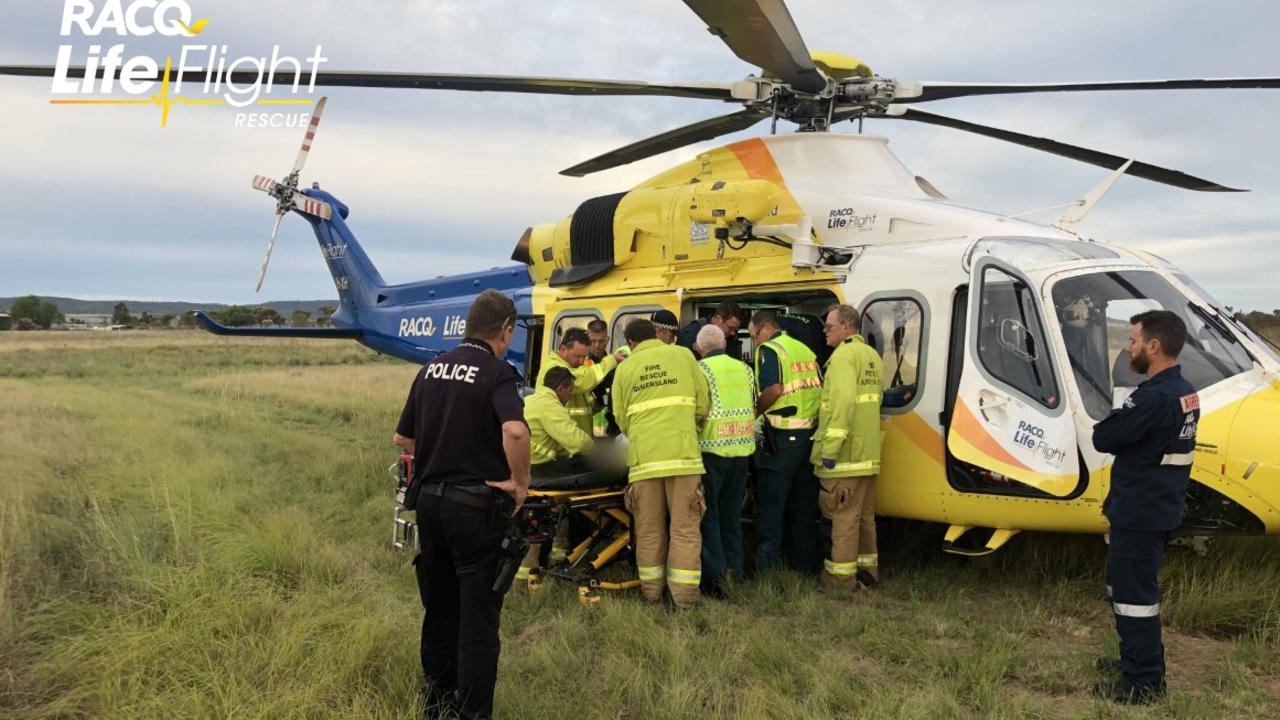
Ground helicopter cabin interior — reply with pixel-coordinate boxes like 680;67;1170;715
520;284;924;426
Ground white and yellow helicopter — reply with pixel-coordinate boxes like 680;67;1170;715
9;0;1278;555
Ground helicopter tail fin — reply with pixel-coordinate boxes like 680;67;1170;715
296;188;387;328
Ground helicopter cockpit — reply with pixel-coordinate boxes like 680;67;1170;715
1049;270;1256;420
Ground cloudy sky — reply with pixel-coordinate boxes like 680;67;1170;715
2;0;1278;310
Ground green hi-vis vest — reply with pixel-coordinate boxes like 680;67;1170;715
697;353;757;458
756;331;822;430
811;335;884;478
537;351;617;436
525;386;594;465
612;339;710;482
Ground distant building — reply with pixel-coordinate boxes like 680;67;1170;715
0;312;10;332
65;313;112;328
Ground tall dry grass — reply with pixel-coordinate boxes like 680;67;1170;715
1;332;1277;719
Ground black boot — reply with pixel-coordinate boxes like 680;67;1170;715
1094;656;1120;674
700;577;728;600
1091;679;1166;705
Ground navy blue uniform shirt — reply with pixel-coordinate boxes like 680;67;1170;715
1092;365;1200;532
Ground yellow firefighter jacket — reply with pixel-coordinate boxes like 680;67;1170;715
612;339;710;482
811;335;884;478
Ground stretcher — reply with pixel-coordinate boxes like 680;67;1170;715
389;452;639;601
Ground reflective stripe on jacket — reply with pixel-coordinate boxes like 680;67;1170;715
537;351;618;435
613;339;710;482
697;351;757;457
756;331;822;428
812;335;884;478
525;385;594;465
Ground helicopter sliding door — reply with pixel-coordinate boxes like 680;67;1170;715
946;258;1081;497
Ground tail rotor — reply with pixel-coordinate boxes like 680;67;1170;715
250;96;333;292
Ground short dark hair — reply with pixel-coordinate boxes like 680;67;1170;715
625;318;656;343
586;319;608;334
560;327;589;348
465;289;516;340
712;300;741;322
543;366;575;390
750;309;779;330
1131;310;1187;358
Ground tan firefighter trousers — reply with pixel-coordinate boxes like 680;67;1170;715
625;475;705;608
818;475;878;590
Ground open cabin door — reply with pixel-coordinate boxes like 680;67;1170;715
947;258;1080;497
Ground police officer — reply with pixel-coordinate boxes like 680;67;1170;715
748;308;823;573
1091;309;1199;704
651;309;680;345
811;304;883;590
393;289;530;720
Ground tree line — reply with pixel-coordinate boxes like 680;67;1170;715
2;296;337;330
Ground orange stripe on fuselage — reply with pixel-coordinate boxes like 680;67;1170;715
727;138;785;185
952;398;1029;471
890;411;945;466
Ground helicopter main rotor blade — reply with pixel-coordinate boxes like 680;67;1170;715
256;210;286;293
897;77;1280;103
882;106;1245;192
0;65;737;101
560;108;769;177
683;0;826;94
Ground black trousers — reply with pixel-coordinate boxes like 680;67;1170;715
1107;528;1168;689
414;494;507;720
701;453;749;583
754;436;819;573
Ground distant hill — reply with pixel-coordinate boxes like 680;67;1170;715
0;296;339;316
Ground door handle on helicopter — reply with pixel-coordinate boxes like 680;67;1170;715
976;389;1011;426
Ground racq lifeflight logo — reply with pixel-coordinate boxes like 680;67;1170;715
51;0;329;127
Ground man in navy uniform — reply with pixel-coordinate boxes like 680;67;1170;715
393;289;531;720
1091;309;1199;704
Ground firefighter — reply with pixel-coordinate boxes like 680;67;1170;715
694;323;756;598
1091;310;1199;704
516;366;594;589
537;327;624;435
392;289;529;720
748;309;823;573
811;304;883;590
613;317;710;608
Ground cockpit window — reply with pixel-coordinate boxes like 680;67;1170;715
1173;272;1280;366
1052;270;1255;420
978;266;1060;409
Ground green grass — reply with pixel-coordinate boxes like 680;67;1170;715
2;331;1278;719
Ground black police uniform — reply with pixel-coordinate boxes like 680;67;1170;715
396;338;525;720
1092;365;1199;698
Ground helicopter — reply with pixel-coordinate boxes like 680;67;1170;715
7;0;1279;554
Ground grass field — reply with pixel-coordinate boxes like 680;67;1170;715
2;331;1279;719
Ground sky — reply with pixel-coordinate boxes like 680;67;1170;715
1;0;1278;310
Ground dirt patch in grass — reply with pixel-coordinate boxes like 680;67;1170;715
1167;630;1233;691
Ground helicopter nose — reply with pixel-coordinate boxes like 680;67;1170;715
1221;380;1280;533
